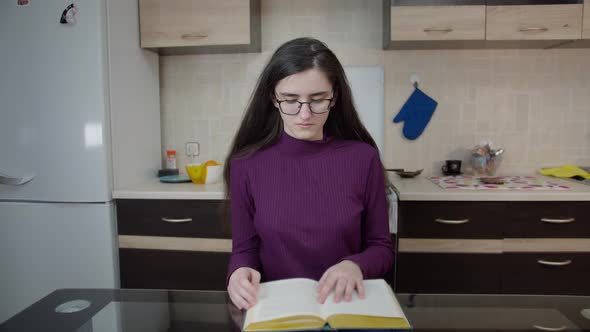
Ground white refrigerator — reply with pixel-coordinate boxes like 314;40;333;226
0;0;160;323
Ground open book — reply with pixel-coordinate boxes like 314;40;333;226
243;278;411;331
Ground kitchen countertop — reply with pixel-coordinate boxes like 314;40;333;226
113;180;225;200
391;174;590;201
113;174;590;201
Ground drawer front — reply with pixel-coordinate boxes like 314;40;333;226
502;252;590;295
120;248;230;291
391;5;486;41
503;201;590;238
139;0;251;48
486;4;583;40
116;199;230;239
396;253;502;294
398;201;504;239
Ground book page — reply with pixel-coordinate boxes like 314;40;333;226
319;279;406;319
246;278;322;324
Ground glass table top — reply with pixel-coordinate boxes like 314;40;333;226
1;289;590;332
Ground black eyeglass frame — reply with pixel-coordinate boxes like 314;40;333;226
274;93;336;115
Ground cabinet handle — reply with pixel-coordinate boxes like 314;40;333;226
541;217;575;224
533;325;568;331
423;28;453;33
161;217;193;223
537;259;572;267
519;27;549;33
181;33;208;39
0;171;35;186
435;218;469;225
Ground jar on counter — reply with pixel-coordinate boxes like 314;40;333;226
166;150;177;170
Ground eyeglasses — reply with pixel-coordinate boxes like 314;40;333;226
275;95;335;115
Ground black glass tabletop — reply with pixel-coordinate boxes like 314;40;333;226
1;289;590;332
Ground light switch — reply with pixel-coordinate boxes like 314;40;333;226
185;142;199;158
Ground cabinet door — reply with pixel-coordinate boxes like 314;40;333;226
502;252;590;295
486;5;583;40
120;248;230;290
391;6;485;41
139;0;251;48
396;253;502;294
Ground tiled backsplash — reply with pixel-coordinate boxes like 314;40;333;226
160;0;590;176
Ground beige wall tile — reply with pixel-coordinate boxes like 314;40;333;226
160;0;590;175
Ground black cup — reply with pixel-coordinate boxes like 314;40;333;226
442;160;462;175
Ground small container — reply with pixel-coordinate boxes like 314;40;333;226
186;161;222;184
166;150;177;170
469;143;504;176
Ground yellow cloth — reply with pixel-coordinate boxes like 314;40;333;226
539;164;590;179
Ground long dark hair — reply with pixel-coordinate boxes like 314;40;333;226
223;37;393;203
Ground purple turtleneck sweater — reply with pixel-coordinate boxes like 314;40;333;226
227;131;393;283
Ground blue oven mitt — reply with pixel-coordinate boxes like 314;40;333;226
393;87;438;140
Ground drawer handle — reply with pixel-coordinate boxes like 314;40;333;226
161;217;193;223
181;33;209;39
533;325;568;331
423;28;453;33
435;218;469;225
541;217;575;224
519;27;549;33
537;259;572;267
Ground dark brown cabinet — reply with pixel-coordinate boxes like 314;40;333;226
116;198;397;290
117;199;230;238
396;200;590;295
116;199;231;291
398;201;505;239
503;201;590;238
502;252;590;296
119;248;230;290
396;253;502;294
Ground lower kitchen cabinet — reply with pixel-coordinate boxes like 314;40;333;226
397;252;590;295
502;252;590;296
116;199;398;291
396;253;502;294
119;248;230;290
116;199;231;291
396;200;590;295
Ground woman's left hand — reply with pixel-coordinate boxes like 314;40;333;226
317;260;365;304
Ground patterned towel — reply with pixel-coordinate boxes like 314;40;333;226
429;175;570;190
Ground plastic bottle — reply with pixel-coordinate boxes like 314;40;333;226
166;150;177;170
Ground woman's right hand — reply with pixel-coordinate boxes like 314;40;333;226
227;267;261;310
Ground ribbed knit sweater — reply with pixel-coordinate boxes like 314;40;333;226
227;131;394;283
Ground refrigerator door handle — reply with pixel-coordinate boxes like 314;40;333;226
0;172;35;186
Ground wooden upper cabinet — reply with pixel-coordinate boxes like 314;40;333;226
486;4;583;40
584;3;590;39
139;0;261;54
391;6;486;41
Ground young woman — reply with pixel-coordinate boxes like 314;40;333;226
223;37;393;310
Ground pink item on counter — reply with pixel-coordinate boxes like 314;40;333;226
429;175;570;190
